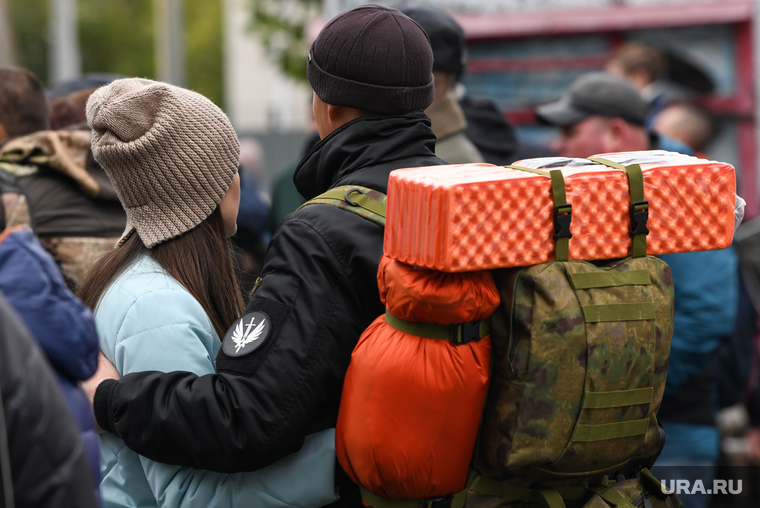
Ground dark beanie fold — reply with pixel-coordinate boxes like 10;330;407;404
308;51;434;115
307;4;435;115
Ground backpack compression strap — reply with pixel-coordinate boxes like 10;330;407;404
588;158;649;258
505;166;572;262
298;185;386;227
384;310;491;345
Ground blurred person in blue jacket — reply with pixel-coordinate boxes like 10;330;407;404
651;249;738;508
0;225;101;504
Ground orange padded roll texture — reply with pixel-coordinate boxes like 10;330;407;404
336;258;498;499
383;151;737;272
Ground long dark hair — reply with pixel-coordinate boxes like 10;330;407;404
78;207;245;339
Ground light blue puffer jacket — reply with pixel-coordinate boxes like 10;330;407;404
96;254;339;508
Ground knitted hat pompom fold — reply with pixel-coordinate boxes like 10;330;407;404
86;78;240;248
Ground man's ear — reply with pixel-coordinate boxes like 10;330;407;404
326;104;343;130
0;122;8;143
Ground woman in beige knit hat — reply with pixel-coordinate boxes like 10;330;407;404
78;78;338;508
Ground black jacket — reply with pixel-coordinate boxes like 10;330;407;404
94;112;445;473
0;292;98;508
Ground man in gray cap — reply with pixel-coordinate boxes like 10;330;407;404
536;71;690;158
88;5;444;506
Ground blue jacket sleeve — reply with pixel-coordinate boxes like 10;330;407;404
659;248;739;395
0;228;98;380
104;288;338;508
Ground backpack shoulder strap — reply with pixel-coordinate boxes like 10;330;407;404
298;185;387;227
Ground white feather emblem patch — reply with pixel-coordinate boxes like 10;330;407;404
231;316;267;353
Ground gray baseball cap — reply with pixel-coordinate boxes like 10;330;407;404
536;72;649;127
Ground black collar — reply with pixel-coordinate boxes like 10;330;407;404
293;111;437;200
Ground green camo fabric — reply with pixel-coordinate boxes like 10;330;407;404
473;256;674;487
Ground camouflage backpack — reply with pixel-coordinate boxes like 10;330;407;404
302;170;680;508
458;160;677;508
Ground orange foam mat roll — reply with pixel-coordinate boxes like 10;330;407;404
384;151;737;272
336;256;498;499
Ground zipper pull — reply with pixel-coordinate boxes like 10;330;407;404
248;276;263;302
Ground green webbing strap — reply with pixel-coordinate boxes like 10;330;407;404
588;158;648;258
468;476;587;508
359;488;468;508
314;186;387;217
582;302;656;322
384;310;490;344
536;489;567;508
505;165;571;261
549;170;571;261
298;185;387;227
591;484;638;508
569;270;651;289
571;418;650;442
504;164;549;176
582;387;653;409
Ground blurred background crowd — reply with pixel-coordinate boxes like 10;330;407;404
2;0;760;506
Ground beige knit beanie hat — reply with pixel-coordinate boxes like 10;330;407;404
86;78;239;248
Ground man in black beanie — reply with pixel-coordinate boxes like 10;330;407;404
402;6;484;164
88;5;446;506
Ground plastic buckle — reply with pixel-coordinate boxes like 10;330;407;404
553;203;573;241
344;188;367;207
629;200;650;236
424;494;453;508
453;322;481;344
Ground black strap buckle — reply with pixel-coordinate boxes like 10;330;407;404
452;322;481;344
424;494;453;508
629;200;650;236
344;188;367;207
553;203;573;241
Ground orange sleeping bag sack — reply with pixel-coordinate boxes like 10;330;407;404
336;254;500;502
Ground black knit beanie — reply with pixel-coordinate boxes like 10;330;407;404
307;4;435;115
401;7;467;81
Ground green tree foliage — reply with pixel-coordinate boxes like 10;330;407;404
249;0;320;82
8;0;223;105
8;0;48;83
78;0;154;81
185;0;222;104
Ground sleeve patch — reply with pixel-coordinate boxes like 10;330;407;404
221;311;272;358
216;273;298;375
